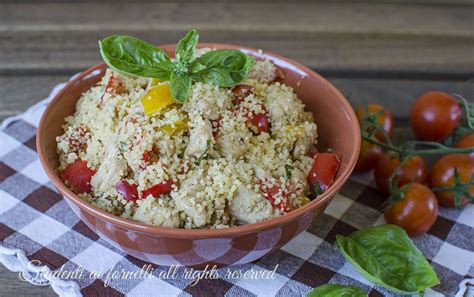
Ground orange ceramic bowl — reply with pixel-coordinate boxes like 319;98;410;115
37;44;360;268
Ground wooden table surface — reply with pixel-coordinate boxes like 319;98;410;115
0;1;473;296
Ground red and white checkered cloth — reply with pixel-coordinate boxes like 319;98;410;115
1;78;473;297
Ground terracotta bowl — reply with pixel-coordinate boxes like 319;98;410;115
37;44;360;268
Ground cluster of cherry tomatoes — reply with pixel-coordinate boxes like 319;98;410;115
354;91;473;237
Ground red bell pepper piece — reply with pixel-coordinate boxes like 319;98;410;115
307;153;340;197
141;179;174;198
115;181;139;203
61;160;95;194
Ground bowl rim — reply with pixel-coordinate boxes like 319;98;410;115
37;43;360;238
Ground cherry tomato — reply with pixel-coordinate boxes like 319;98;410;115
355;104;393;142
238;104;270;134
307;153;341;197
410;91;462;141
248;113;270;134
374;153;428;196
115;181;139;203
61;160;95;194
141;179;174;198
384;183;438;237
456;133;474;160
429;154;474;208
354;140;383;173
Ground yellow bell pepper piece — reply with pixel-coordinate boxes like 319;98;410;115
161;119;188;135
141;84;175;116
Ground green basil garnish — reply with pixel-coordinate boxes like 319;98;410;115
175;29;199;63
98;30;255;103
99;35;172;79
307;284;367;297
190;50;255;87
170;71;192;104
336;224;440;295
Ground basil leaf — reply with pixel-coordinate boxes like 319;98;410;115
99;35;172;79
190;50;255;87
307;284;367;297
175;29;199;63
170;71;192;103
336;224;440;294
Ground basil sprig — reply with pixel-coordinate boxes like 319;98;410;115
336;224;440;294
307;284;367;297
99;30;255;103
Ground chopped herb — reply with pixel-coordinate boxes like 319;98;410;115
284;164;294;178
194;140;211;165
310;182;324;196
118;141;128;153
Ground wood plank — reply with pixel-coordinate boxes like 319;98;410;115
2;74;472;122
1;2;472;35
1;30;473;75
0;1;473;74
0;74;70;121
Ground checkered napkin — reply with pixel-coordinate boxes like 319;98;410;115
1;79;473;297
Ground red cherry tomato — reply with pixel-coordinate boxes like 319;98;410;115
141;179;174;198
354;140;383;173
355;104;393;142
429;154;474;208
249;113;270;134
456;133;474;160
384;183;438;237
61;160;95;194
374;153;428;196
115;181;139;203
307;153;341;197
410;91;462;141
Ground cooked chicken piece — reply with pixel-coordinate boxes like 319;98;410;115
228;184;274;224
185;119;213;158
170;171;208;227
91;138;128;192
216;132;246;159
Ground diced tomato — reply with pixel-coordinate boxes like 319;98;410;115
61;160;95;194
212;117;222;139
236;104;270;135
142;151;151;162
56;125;90;154
307;153;340;198
115;181;139;203
141;179;174;198
232;84;256;104
99;75;125;106
259;182;291;213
